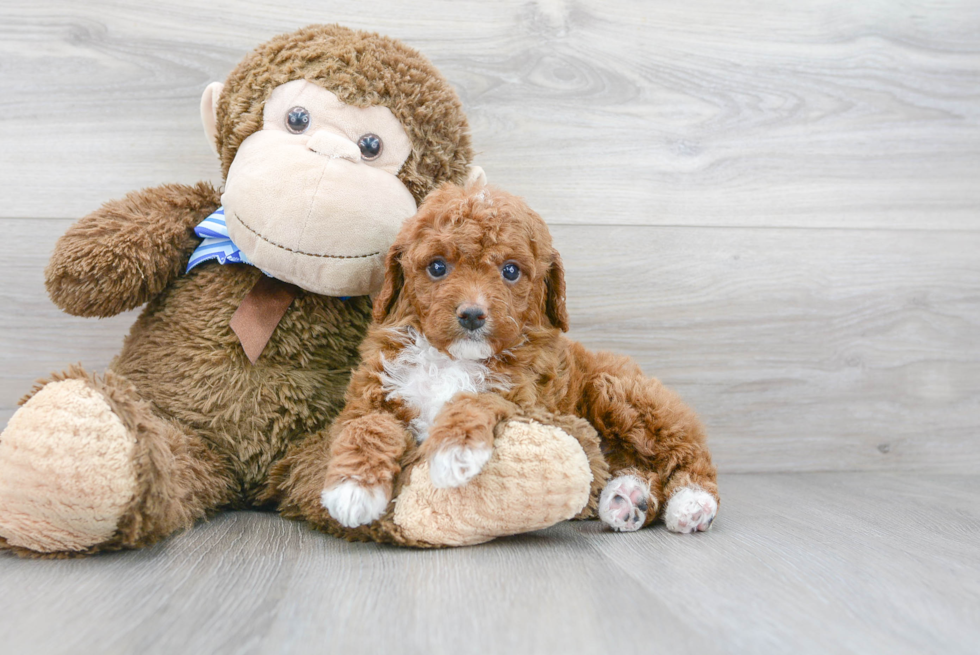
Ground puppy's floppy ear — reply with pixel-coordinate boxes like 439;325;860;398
545;251;569;332
373;245;404;323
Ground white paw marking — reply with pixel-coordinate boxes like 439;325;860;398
664;486;717;534
428;445;493;488
598;475;653;533
320;480;389;528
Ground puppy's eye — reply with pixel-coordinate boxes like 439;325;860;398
427;258;448;279
357;133;383;160
286;107;311;133
501;262;521;282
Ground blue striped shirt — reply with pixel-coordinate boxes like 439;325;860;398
186;207;255;272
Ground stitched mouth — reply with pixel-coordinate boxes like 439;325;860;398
232;211;382;260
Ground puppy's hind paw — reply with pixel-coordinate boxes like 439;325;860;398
599;475;654;533
664;486;717;534
321;480;389;528
428;445;493;488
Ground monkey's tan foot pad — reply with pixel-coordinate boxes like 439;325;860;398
393;419;593;546
0;379;138;553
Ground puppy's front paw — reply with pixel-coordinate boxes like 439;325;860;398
599;475;655;533
320;480;390;528
428;445;493;488
664;486;717;534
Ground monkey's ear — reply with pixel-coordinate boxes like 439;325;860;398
465;165;487;186
373;245;405;323
545;252;569;332
200;82;224;157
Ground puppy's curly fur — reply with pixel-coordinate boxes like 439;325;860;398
322;184;719;533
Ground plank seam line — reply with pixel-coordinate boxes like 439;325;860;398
4;217;980;235
543;222;980;234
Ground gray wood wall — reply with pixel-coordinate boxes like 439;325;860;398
1;0;977;473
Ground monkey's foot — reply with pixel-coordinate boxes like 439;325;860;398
0;378;138;553
392;419;593;546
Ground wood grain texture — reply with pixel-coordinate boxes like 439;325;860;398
554;225;980;473
0;221;137;412
1;219;977;473
1;5;977;653
0;472;976;655
1;2;978;473
0;1;978;228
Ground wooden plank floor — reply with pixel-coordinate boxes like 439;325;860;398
1;472;977;655
1;3;979;654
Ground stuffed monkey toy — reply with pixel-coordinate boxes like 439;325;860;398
0;25;606;556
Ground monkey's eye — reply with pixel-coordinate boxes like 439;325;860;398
427;258;448;280
501;262;521;282
357;133;383;160
286;107;311;133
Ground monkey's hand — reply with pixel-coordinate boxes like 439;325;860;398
45;182;221;317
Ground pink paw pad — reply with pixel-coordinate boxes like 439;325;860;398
664;486;717;534
598;475;654;533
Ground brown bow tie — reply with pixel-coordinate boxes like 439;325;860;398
229;276;299;364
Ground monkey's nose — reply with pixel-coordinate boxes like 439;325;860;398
457;306;487;332
306;130;360;161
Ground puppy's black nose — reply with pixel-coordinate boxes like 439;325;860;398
457;306;487;331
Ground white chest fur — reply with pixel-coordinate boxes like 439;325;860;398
379;329;508;443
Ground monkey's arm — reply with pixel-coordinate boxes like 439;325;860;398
45;181;221;317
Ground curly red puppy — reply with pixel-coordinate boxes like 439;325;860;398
321;183;719;533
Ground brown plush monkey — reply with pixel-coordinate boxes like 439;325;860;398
0;25;603;556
